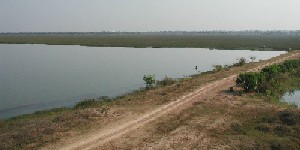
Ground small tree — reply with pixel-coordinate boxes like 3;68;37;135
261;64;282;80
143;75;155;89
234;57;247;66
238;57;247;66
236;72;261;92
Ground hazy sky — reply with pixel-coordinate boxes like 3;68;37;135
1;0;300;32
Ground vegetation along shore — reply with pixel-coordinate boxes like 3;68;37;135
0;50;299;149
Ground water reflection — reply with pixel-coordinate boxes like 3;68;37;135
282;90;300;108
0;44;286;118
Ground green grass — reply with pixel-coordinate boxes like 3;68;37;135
1;34;300;50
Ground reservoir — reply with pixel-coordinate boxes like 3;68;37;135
0;44;286;119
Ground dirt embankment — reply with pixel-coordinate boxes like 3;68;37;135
42;51;300;150
1;51;299;150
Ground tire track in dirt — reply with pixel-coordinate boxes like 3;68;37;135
53;53;299;150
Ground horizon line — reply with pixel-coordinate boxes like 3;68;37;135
1;30;300;33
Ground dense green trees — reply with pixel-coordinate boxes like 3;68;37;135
236;59;300;93
236;72;261;92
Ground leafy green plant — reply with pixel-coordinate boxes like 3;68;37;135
143;75;156;88
237;59;300;93
236;72;261;92
262;64;282;79
282;60;300;72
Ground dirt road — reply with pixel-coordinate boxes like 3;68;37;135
45;52;299;150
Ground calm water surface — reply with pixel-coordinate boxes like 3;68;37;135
0;44;286;119
282;90;300;108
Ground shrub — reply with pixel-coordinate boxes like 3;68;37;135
236;72;261;92
282;59;300;72
213;65;223;72
259;74;291;97
261;59;300;77
156;76;176;86
236;57;247;66
262;65;282;80
278;110;297;126
236;59;300;93
143;75;156;88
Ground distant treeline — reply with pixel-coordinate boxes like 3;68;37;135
1;31;300;50
1;30;300;36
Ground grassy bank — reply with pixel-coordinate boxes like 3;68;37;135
230;64;300;149
147;101;300;149
114;54;300;149
1;34;300;50
0;51;299;149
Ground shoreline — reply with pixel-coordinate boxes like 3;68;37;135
0;52;287;120
0;45;287;119
1;51;300;149
0;42;282;50
44;50;300;149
